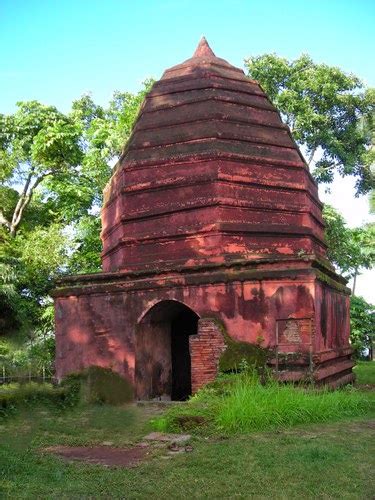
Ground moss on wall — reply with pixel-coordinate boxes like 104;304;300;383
61;366;134;405
219;340;271;372
202;317;272;372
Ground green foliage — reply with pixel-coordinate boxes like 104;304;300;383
0;332;55;377
154;371;374;435
0;82;151;346
0;383;72;418
67;215;102;273
245;54;375;194
0;101;83;236
215;373;373;434
323;204;375;280
0;239;19;333
350;296;375;358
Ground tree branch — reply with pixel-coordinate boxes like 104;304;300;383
9;170;53;237
307;147;317;166
0;209;11;231
10;170;35;233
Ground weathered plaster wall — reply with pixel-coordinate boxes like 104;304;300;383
314;281;350;352
54;272;319;390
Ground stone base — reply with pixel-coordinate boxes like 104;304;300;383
270;346;355;387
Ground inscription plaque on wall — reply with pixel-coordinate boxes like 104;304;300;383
281;320;301;343
277;318;312;352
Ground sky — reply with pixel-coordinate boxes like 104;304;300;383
0;0;374;300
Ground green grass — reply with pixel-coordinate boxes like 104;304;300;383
216;375;374;433
354;361;375;385
156;371;375;435
0;404;374;499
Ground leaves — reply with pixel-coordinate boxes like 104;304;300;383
350;296;375;358
323;204;375;280
245;54;375;194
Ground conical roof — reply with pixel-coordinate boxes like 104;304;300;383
120;38;307;170
101;39;326;273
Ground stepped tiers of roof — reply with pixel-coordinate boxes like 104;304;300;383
101;37;327;274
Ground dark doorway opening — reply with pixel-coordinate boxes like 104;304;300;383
136;301;199;401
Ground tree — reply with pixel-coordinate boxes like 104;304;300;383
323;205;375;292
0;101;83;236
350;296;375;359
0;230;21;335
245;54;375;195
0;83;152;343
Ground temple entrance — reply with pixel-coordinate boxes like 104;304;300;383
135;300;199;401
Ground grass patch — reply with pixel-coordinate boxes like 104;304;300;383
153;371;375;435
355;361;375;385
0;404;374;498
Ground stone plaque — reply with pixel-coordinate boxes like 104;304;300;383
277;318;312;351
282;320;301;343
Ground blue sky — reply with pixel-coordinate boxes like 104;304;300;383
1;0;374;114
1;0;374;300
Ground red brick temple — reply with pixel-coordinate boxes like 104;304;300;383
53;38;354;399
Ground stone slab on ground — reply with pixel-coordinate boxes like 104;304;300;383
143;432;192;444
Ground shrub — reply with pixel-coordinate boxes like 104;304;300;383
0;333;55;379
0;382;72;418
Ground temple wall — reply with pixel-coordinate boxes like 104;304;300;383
314;281;351;352
54;293;136;382
54;274;318;388
102;232;324;273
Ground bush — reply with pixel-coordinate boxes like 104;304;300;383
0;382;73;418
354;361;375;385
0;333;55;379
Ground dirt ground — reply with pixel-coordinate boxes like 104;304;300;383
43;445;149;468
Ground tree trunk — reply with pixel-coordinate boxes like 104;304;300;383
352;269;358;295
307;147;317;166
6;171;52;237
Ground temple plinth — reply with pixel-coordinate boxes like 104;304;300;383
53;39;354;400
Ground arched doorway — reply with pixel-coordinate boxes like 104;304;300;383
135;300;199;401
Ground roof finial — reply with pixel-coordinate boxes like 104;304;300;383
193;37;215;58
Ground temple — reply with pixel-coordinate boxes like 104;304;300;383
53;38;354;400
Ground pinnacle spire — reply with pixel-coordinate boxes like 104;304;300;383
193;37;215;58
